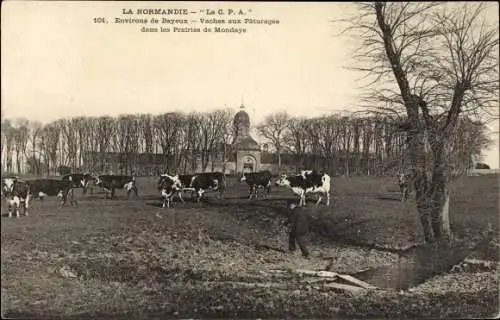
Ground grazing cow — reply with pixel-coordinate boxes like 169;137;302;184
94;175;138;199
398;173;411;202
158;174;183;208
275;170;331;207
2;178;30;218
240;170;272;199
62;173;94;195
25;179;77;206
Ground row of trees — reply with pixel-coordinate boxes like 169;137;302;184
258;112;491;176
1;110;233;176
1;109;491;177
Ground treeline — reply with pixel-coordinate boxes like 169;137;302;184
0;109;490;176
257;112;490;176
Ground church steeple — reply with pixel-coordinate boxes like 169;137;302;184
233;103;250;138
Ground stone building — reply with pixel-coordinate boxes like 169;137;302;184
232;104;262;174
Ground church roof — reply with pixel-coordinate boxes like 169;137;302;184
233;135;261;151
233;108;250;125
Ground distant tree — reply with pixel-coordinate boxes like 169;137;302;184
1;119;15;173
28;121;43;175
257;112;291;170
285;117;309;169
154;112;184;172
13;118;29;174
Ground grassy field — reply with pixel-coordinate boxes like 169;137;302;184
1;174;498;318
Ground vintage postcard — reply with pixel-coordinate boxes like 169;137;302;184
1;1;499;318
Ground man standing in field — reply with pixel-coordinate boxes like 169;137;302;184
286;202;310;258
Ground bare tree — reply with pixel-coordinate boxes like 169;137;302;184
39;123;61;175
154;112;184;172
182;112;203;173
285;116;309;170
257;112;291;169
2;119;15;173
340;2;499;243
198;109;229;172
27;121;43;175
338;116;353;176
138;114;154;154
112;115;140;174
12;118;29;174
452;117;492;174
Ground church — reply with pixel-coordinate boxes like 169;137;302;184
231;104;262;174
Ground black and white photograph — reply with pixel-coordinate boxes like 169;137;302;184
1;1;499;318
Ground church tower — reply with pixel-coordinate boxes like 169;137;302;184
233;104;251;142
231;104;261;174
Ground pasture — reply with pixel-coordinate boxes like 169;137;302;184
1;174;498;318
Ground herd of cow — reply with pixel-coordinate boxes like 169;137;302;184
1;169;335;218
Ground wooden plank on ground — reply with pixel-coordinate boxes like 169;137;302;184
295;269;339;278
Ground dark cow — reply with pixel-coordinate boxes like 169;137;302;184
398;172;411;202
191;172;226;202
240;170;272;199
158;174;183;208
94;175;138;199
275;170;331;207
62;173;93;195
25;179;77;206
2;177;30;218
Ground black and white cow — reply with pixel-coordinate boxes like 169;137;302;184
275;170;331;207
157;174;183;208
2;177;30;218
62;173;94;195
173;172;226;203
94;175;138;199
191;172;226;202
25;179;77;206
240;170;272;199
398;172;411;202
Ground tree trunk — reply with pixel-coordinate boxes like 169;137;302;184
428;141;453;243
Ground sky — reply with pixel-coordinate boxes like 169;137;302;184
2;1;499;168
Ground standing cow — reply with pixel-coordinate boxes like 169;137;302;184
240;170;272;199
192;172;226;202
275;170;331;207
174;172;226;203
25;179;77;206
158;174;183;208
62;173;94;195
94;175;138;199
2;178;30;218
